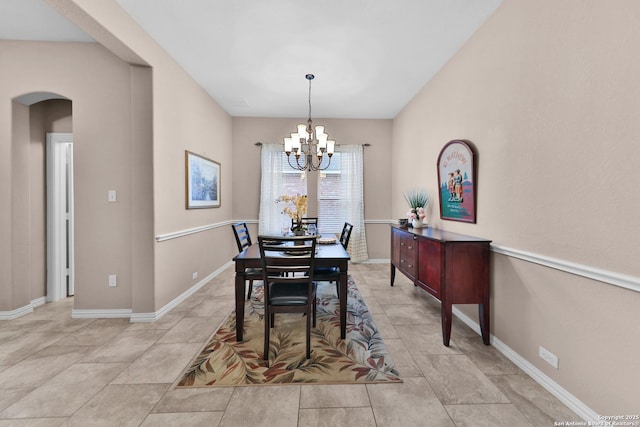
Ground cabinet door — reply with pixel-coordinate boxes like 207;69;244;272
399;233;417;280
417;238;442;298
391;228;401;267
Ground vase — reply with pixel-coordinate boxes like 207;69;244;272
293;228;306;244
411;219;424;228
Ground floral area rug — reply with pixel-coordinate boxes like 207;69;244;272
176;276;401;386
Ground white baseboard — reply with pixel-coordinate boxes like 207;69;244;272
2;262;233;323
31;297;46;308
130;260;234;322
0;303;34;320
0;296;48;320
452;307;599;423
360;258;389;264
72;309;132;319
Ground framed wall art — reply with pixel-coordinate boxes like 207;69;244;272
185;150;220;209
437;140;476;223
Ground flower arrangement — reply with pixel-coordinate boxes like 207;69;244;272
404;189;429;223
276;193;308;232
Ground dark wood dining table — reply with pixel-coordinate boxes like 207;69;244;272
232;238;350;342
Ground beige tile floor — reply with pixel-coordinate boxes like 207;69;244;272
0;263;582;426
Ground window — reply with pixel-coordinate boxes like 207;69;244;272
259;143;368;262
318;153;342;234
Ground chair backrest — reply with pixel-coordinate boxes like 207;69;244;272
231;222;252;252
291;217;318;231
258;235;317;292
340;222;353;250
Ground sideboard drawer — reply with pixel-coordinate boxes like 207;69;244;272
399;233;417;279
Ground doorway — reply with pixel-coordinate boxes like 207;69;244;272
46;133;75;302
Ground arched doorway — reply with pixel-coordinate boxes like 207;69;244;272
13;92;74;305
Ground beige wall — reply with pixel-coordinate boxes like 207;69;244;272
231;117;393;260
65;0;236;311
1;40;148;312
1;0;234;317
392;0;639;414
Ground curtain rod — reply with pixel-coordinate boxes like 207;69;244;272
254;142;371;147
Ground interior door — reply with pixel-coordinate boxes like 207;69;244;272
46;133;74;301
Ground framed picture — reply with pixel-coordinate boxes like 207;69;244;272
437;140;476;223
185;150;220;209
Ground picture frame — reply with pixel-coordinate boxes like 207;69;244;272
185;150;220;209
437;140;476;223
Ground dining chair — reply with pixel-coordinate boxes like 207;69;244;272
231;222;261;299
338;222;353;249
313;222;353;296
258;235;317;362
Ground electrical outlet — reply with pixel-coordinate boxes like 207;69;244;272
539;345;559;369
108;274;117;287
192;272;198;280
108;190;117;202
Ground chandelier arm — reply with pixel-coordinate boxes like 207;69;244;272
307;153;318;171
287;154;304;171
303;155;310;170
309;157;322;171
316;154;331;171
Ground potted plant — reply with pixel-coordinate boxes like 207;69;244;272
276;193;308;235
404;189;429;228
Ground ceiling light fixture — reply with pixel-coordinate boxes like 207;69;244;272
284;74;335;171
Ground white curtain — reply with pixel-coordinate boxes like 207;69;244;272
258;143;308;235
338;145;369;262
258;144;285;235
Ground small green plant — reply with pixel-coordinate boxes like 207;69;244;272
404;189;429;210
404;189;429;221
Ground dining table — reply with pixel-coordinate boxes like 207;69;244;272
232;236;350;342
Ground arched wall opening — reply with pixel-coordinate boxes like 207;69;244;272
1;40;155;321
12;93;73;312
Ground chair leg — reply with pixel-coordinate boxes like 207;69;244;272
264;306;270;361
312;297;317;328
334;281;339;298
306;306;312;359
247;280;253;299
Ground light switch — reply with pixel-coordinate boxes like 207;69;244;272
108;190;117;202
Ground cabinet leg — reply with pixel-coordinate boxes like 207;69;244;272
442;302;452;347
390;264;396;286
479;303;490;345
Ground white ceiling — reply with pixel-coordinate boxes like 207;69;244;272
1;0;503;119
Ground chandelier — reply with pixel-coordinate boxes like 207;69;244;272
283;74;335;171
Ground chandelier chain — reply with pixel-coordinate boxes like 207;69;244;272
308;77;312;123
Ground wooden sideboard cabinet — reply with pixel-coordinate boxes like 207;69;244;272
390;225;491;346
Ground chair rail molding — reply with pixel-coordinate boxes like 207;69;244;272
155;219;258;242
492;244;639;293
